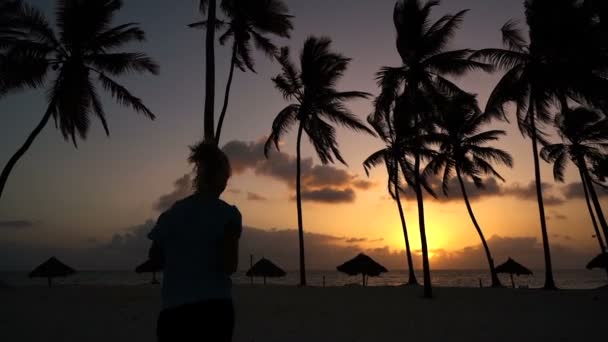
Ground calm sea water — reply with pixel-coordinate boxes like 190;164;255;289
2;269;606;289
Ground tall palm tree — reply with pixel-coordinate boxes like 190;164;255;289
425;94;513;288
0;0;158;200
265;37;374;286
374;0;491;298
364;113;419;286
472;0;608;288
198;0;218;142
540;107;608;252
470;19;558;290
191;0;293;144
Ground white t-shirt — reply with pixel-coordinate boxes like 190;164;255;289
148;194;242;309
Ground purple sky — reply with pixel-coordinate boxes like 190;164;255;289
0;0;606;271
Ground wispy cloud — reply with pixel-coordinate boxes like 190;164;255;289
0;220;35;230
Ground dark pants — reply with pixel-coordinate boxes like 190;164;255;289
157;299;234;342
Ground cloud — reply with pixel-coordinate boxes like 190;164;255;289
345;237;368;243
222;139;374;204
547;212;568;221
562;182;608;199
429;235;590;269
502;182;566;206
154;174;193;212
423;177;503;203
299;188;356;204
247;192;267;201
414;177;567;206
0;220;34;230
0;222;595;272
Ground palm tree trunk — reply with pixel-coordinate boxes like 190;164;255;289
456;169;502;287
0;105;54;200
414;153;432;298
394;176;418;285
580;169;606;252
295;123;306;286
203;0;217;142
580;168;608;279
579;158;608;246
215;43;238;144
530;112;557;290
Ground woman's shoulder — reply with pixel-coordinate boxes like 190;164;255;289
217;199;241;215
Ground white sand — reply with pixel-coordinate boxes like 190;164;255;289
1;285;605;341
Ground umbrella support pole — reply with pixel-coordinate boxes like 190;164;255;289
510;274;515;288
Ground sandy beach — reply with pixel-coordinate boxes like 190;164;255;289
1;285;606;341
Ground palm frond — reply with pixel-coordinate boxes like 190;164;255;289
500;19;528;52
265;104;299;155
97;72;155;119
88;52;159;75
363;149;387;176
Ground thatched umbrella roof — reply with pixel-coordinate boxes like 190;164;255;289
495;258;533;276
246;258;286;285
586;253;608;270
135;259;163;284
135;259;163;273
495;258;532;288
337;253;388;286
29;257;76;287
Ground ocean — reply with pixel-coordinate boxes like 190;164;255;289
2;269;606;289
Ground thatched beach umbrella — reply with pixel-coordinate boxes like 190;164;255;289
495;258;532;288
246;258;286;285
135;259;163;284
29;257;76;287
337;253;388;286
586;253;608;270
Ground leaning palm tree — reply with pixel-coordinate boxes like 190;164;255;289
0;0;158;200
374;0;491;298
425;94;513;288
540;107;608;253
364;113;418;286
265;37;374;286
191;0;293;144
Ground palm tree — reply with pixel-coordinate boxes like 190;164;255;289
265;37;374;286
191;0;293;144
591;155;608;184
540;107;608;253
363;113;418;286
374;0;491;298
0;0;158;200
198;0;218;142
0;0;23;46
472;0;608;288
470;19;558;289
425;94;513;288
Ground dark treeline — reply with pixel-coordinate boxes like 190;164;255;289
1;0;607;297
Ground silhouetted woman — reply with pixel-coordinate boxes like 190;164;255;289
148;142;241;342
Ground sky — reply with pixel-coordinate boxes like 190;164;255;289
0;0;606;271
